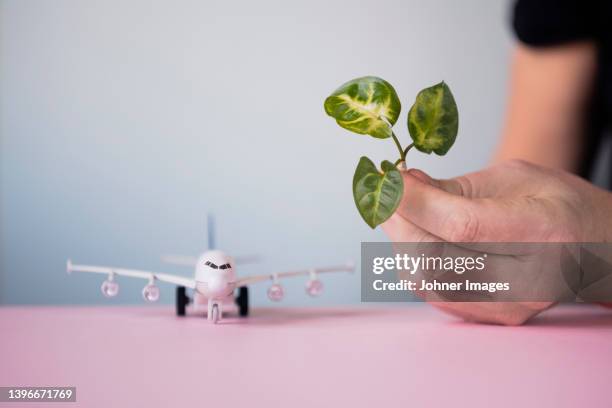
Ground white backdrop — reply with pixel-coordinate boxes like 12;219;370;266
0;0;513;304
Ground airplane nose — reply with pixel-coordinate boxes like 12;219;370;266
196;277;232;298
207;277;226;293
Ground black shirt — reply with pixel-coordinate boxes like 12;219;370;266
513;0;612;185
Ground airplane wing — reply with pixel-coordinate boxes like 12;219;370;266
161;254;261;267
67;259;196;289
235;262;354;287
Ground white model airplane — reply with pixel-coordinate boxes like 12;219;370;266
67;216;354;324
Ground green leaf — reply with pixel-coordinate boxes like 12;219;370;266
324;76;401;139
407;81;458;155
353;156;404;229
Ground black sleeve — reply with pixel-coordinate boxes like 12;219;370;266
513;0;596;46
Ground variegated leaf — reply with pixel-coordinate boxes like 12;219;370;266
353;156;403;228
324;76;401;139
407;81;458;155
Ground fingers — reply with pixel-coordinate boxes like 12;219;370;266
395;169;548;242
405;169;467;196
395;171;479;242
430;302;551;326
381;213;440;243
411;162;537;199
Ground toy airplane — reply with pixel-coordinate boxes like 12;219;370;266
67;216;354;323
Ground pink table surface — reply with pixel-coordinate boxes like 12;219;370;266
1;305;611;408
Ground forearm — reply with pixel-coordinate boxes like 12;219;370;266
493;44;597;172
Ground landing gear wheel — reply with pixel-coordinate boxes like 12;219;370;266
176;286;190;316
235;287;249;317
211;304;220;324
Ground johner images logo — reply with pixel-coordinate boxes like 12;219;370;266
369;253;512;294
361;242;612;302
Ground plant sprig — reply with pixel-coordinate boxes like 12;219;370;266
324;76;459;228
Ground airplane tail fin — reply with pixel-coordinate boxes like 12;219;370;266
207;213;216;250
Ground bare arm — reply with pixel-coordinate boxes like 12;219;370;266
494;43;597;172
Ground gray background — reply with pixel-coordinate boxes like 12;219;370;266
1;0;513;305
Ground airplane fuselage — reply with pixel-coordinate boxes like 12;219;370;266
191;250;238;322
193;249;236;299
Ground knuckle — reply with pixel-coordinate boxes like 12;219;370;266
453;175;474;197
447;209;480;242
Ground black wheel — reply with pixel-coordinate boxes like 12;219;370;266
235;287;249;317
176;286;190;316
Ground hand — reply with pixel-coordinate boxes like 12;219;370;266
382;160;612;325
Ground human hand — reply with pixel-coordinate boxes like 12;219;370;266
382;160;612;325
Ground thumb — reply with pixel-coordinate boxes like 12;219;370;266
402;168;467;196
395;169;545;242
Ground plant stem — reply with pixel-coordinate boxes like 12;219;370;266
394;143;415;167
403;143;414;157
390;131;405;161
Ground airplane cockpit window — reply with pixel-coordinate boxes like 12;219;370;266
204;261;230;269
